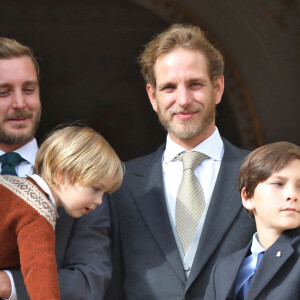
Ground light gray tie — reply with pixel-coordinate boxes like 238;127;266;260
176;151;207;254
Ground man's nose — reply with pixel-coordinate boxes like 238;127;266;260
12;91;26;109
177;87;193;107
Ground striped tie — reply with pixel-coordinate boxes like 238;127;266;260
237;251;265;299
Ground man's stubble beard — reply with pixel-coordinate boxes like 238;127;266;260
0;108;42;145
156;101;216;141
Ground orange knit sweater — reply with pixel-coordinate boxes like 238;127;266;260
0;175;60;300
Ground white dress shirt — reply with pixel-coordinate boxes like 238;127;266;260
1;139;38;300
162;127;224;276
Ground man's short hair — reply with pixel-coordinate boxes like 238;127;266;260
0;37;39;76
138;23;224;87
239;141;300;199
35;125;124;194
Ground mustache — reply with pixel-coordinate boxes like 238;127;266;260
4;110;33;120
172;108;200;114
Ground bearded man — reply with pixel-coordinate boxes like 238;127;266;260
0;38;112;300
105;24;256;300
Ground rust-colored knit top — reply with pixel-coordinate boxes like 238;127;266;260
0;175;60;300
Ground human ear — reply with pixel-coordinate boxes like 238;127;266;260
55;168;65;186
213;75;224;105
146;83;158;112
241;187;255;211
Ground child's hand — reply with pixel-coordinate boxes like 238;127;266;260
0;271;12;299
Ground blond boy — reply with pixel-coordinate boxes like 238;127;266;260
0;125;123;300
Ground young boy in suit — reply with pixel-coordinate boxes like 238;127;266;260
204;141;300;300
0;125;123;300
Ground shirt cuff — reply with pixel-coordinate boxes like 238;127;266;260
3;271;17;300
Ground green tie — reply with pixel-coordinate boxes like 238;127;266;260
176;151;207;254
0;152;25;176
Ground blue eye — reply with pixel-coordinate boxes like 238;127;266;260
162;85;175;93
23;87;36;94
190;82;203;89
272;182;283;187
93;187;101;192
0;90;10;97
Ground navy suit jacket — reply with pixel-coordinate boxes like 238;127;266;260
10;198;112;300
105;138;256;300
204;227;300;300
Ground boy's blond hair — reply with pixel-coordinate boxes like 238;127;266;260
35;125;123;193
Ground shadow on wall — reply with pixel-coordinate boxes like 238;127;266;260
1;0;249;161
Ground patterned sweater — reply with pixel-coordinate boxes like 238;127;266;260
0;175;60;300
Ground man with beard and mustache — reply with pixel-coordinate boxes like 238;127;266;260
0;38;112;300
105;24;256;300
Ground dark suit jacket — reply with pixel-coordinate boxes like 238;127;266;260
105;138;256;300
10;197;112;300
204;227;300;300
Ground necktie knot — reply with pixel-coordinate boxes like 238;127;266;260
0;152;25;176
176;151;207;171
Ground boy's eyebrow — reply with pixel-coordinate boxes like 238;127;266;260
271;175;286;179
93;182;105;188
271;175;300;182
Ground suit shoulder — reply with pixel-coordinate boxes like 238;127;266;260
286;227;300;247
222;138;250;160
125;144;165;173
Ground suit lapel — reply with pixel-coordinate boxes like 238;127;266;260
126;144;186;283
187;141;245;287
222;245;251;298
246;230;296;300
55;207;75;267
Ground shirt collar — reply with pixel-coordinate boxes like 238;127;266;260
27;174;58;216
250;232;266;254
163;127;224;164
0;138;38;167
